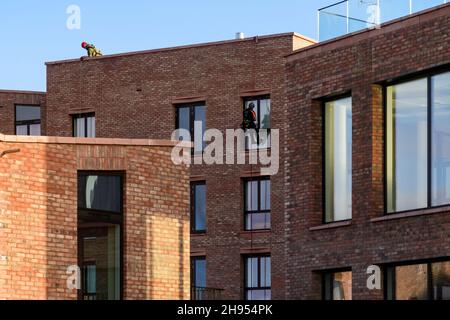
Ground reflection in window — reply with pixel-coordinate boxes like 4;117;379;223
243;96;271;150
386;260;450;300
387;79;428;213
176;104;206;153
325;97;352;222
191;182;206;233
244;178;271;230
78;174;122;213
245;255;271;300
15;105;41;136
323;270;352;300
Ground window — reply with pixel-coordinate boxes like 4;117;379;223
73;113;95;137
191;182;206;233
387;71;450;213
323;270;352;300
15;105;41;136
78;174;122;213
386;260;450;300
243;96;271;149
191;257;207;300
324;96;352;222
244;178;271;231
176;103;206;153
77;172;123;300
244;255;271;300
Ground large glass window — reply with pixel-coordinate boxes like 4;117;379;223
386;260;450;300
78;172;123;300
78;174;122;213
243;96;271;150
191;182;206;233
432;72;450;206
244;178;271;231
323;270;352;300
244;255;271;300
15;105;41;136
387;79;428;213
73;113;96;138
387;71;450;213
324;96;352;222
176;104;206;154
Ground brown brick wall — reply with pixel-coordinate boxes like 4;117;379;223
0;91;46;135
0;136;190;300
44;33;314;300
285;5;450;299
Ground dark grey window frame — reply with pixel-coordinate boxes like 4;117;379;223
384;258;450;300
384;69;450;215
175;103;206;154
243;254;271;300
243;177;271;231
14;104;41;136
73;112;95;138
191;181;206;234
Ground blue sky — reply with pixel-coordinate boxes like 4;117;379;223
0;0;331;91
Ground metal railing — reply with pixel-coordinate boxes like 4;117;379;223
191;287;224;300
318;0;448;41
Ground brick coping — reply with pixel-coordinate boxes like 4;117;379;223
46;32;316;66
0;134;192;148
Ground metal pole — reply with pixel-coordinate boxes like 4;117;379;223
317;10;320;41
346;0;349;34
409;0;413;14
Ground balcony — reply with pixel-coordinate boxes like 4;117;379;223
318;0;448;41
191;287;224;300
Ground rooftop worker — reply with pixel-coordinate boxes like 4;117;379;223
81;42;103;57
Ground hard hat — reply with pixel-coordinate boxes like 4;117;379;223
81;42;88;48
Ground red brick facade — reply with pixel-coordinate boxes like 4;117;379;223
43;33;314;300
0;135;190;300
0;90;46;135
1;4;449;300
285;5;450;299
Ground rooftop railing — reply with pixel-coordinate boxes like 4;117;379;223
318;0;448;41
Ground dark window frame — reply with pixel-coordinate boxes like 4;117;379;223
384;69;450;215
384;257;450;300
321;267;352;300
243;254;271;300
73;112;96;138
191;181;206;234
14;104;41;136
175;103;206;154
243;177;271;231
242;95;271;149
77;171;124;300
321;93;353;224
191;256;207;288
77;171;124;216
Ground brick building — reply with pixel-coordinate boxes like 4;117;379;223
0;3;449;300
0;134;190;299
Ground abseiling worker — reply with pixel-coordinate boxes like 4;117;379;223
81;42;103;57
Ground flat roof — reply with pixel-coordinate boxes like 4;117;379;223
287;3;450;61
0;134;192;148
46;32;316;66
0;89;46;95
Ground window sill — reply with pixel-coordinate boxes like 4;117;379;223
371;206;450;223
240;229;271;235
309;220;352;231
191;232;207;238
